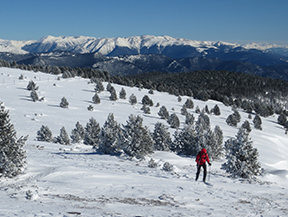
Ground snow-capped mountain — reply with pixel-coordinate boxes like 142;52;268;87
1;35;287;58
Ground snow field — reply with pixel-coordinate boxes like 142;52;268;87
0;67;288;216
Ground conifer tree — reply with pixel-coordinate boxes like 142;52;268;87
158;106;169;120
119;88;126;99
60;97;69;108
172;125;199;155
98;113;122;155
37;125;53;142
184;99;194;109
213;104;221;116
142;95;153;106
185;113;194;125
109;87;118;101
167;113;180;129
71;122;85;143
129;94;137;105
152;122;172;151
241;120;252;133
253;114;262;130
84;117;100;148
94;79;104;93
27;80;38;91
0;102;27;178
222;128;261;178
30;89;39;102
209;125;224;160
92;93;101;104
181;104;188;116
121;114;154;159
54;127;70;145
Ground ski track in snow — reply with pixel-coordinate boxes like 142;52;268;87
0;67;288;216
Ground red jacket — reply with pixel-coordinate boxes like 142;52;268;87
196;148;210;165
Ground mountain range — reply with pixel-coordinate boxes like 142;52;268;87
1;35;288;79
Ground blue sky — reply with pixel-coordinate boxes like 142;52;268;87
1;0;287;45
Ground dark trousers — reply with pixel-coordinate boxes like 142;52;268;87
195;163;207;182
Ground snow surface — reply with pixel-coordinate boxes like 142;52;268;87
0;67;288;216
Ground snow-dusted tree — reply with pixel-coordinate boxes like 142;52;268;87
142;95;153;106
241;120;252;133
0;102;27;178
94;79;104;93
185;113;194;125
106;83;112;92
54;127;70;145
119;88;126;99
30;89;39;102
121;114;154;159
129;94;137;105
213;104;221;116
60;97;69;108
87;105;94;111
278;113;287;126
253;114;262;130
209;125;224;160
181;104;188;116
98;113;122;155
84;117;101;148
148;158;158;168
162;162;174;172
152;122;172;151
27;80;38;91
141;104;151;114
221;128;261;178
109;87;118;101
92;93;101;104
37;125;53;142
195;106;201;114
167;113;180;129
226;113;238;127
71;122;85;143
158;106;169;120
177;96;182;102
196;112;210;132
172;125;200;155
184;98;194;109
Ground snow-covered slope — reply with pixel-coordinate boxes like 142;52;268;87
0;67;288;216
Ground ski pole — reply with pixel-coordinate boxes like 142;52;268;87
208;165;211;182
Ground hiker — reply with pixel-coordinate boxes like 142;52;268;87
195;148;211;182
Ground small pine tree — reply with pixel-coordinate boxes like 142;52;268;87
185;113;194;125
0;102;27;178
152;122;172;151
37;125;53;142
213;105;221;116
94;79;104;93
209;125;224;160
181;104;188;116
109;87;118;101
278;113;287;126
119;88;126;99
98;113;122;155
253;114;262;130
54;127;70;145
148;158;158;168
241;120;252;133
167;113;180;129
142;95;153;106
92;93;101;104
121;114;154;159
141;104;151;114
129;94;137;105
158;106;169;120
221;128;261;178
226;114;238;127
31;89;39;102
60;97;69;108
184;99;194;109
27;80;38;91
84;117;100;148
71;122;85;143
